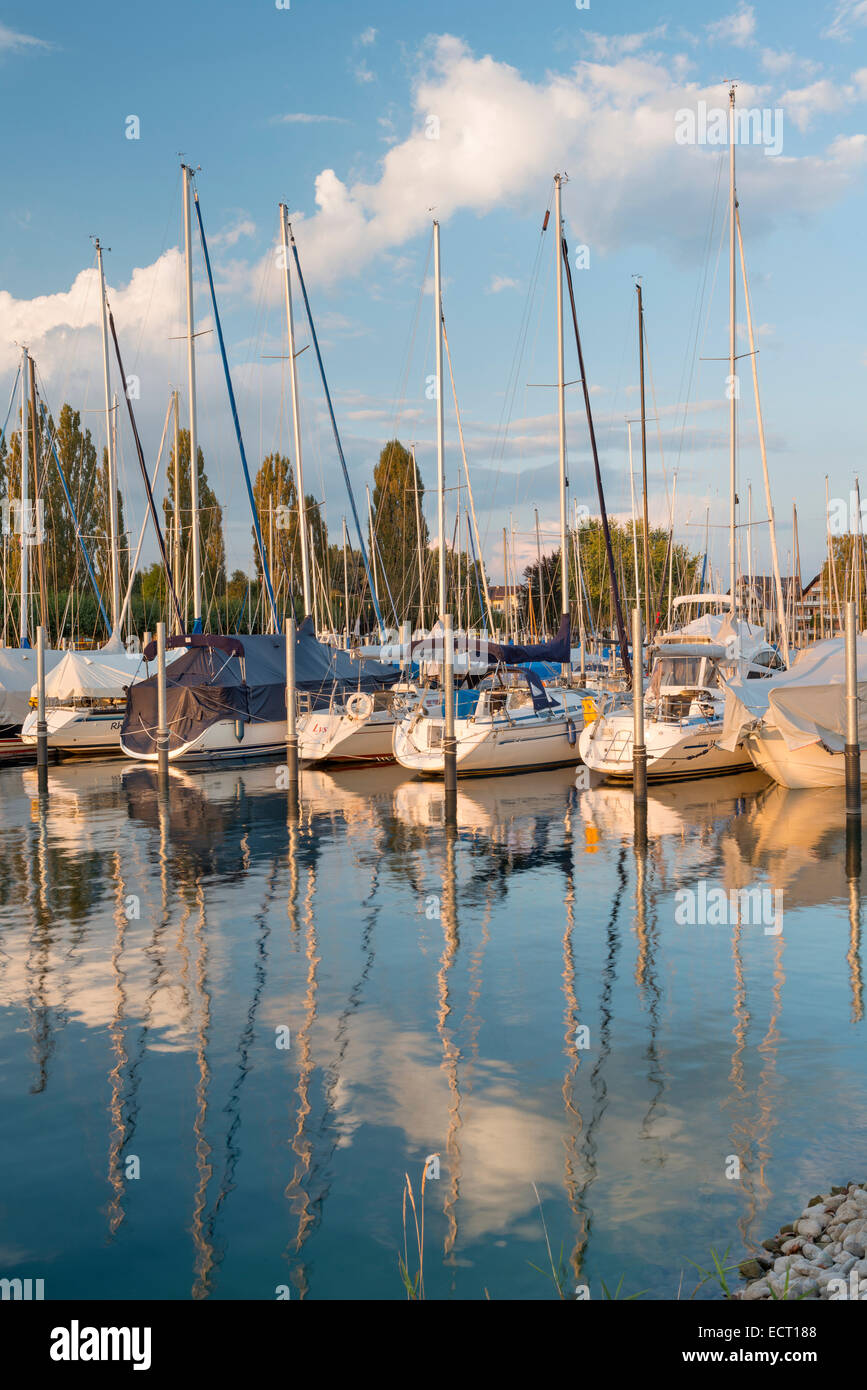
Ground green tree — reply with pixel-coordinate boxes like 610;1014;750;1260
369;440;429;625
251;453;328;617
163;428;226;625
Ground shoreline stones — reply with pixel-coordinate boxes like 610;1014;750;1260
734;1182;867;1300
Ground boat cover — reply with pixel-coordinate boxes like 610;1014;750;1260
720;637;867;752
0;647;64;727
122;620;398;754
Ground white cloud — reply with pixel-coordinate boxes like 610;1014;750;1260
268;35;867;290
582;26;668;61
760;49;795;74
0;23;50;55
210;217;257;249
354;62;375;85
487;275;520;294
780;73;867;130
823;0;867;40
706;4;757;47
273;112;348;125
358;27;376;47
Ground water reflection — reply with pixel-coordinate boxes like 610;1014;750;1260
0;758;864;1299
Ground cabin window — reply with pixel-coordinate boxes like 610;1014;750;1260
655;656;704;687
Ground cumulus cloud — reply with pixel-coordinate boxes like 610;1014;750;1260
706;4;757;47
487;275;520;293
781;72;867;130
267;34;867;291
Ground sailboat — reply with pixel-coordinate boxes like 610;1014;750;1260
579;595;783;780
119;622;398;766
722;635;867;789
394;184;591;779
580;86;790;785
0;348;64;759
19;241;179;759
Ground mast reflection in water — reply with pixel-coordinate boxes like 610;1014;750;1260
0;760;863;1298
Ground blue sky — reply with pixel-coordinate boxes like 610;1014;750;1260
1;0;866;586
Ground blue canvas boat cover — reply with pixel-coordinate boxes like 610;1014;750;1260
123;619;398;754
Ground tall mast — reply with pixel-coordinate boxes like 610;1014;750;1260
735;202;788;660
636;281;652;634
95;238;121;635
411;444;426;630
172;388;181;619
628;419;641;613
342;517;350;646
280;204;311;618
534;508;544;637
182;163;202;630
728;85;738;615
19;346;29;647
554;174;568;628
434;220;446;619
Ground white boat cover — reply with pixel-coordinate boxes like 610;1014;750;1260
0;647;64;726
32;648;166;702
720;637;867;752
657;611;766;652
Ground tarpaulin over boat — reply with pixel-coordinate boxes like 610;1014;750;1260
122;621;399;755
0;647;64;728
483;613;572;667
720;636;867;752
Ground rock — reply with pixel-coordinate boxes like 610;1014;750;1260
797;1219;823;1239
778;1222;796;1235
780;1238;801;1254
807;1194;825;1208
843;1234;867;1258
826;1194;846;1211
743;1279;770;1300
834;1200;859;1221
762;1236;782;1253
831;1185;848;1195
739;1258;764;1280
801;1242;832;1265
836;1255;857;1277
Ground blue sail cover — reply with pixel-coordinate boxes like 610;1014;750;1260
485;613;571;666
123;620;398;755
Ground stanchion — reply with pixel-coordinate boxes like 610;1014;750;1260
632;607;647;848
36;625;48;768
443;613;457;824
285;615;299;818
845;600;861;821
36;625;48;793
156;621;169;785
400;620;412;677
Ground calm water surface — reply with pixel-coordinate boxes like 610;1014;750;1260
0;758;863;1300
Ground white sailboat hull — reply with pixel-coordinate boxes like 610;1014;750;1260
120;717;288;765
742;726;865;789
579;710;752;782
21;706;125;757
393;706;583;778
298;709;396;764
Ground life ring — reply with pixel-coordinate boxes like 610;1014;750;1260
566;718;577;747
345;690;373;722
